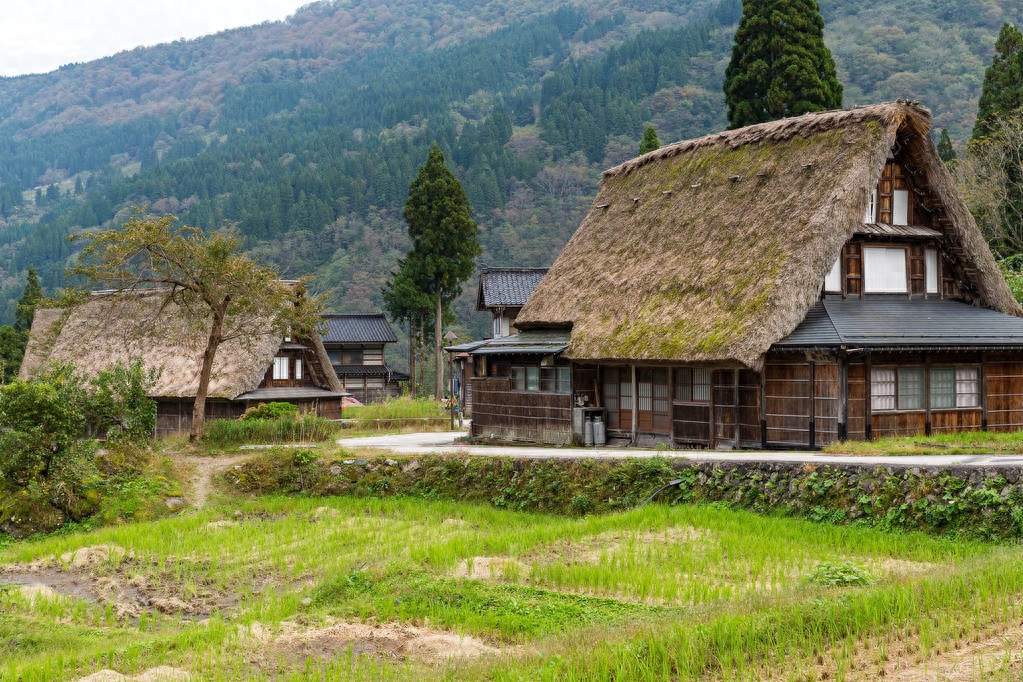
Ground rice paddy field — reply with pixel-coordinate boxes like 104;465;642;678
3;493;1023;680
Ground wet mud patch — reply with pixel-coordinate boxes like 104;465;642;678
243;619;500;670
0;545;236;621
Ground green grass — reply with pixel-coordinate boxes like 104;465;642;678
825;429;1023;455
340;396;453;432
4;495;1023;680
201;414;341;448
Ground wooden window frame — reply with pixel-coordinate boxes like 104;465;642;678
872;364;981;413
673;367;711;404
510;364;571;394
273;356;289;380
863;245;909;294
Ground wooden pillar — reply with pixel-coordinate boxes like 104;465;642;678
980;350;988;431
732;369;740;446
631;364;638;443
808;361;816;449
924;355;932;436
864;353;873;440
838;351;849;441
760;368;768;448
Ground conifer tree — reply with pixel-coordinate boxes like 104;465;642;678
723;0;842;129
937;129;957;164
971;23;1023;142
15;266;42;334
399;144;480;400
639;125;661;155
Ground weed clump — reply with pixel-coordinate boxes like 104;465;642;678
805;561;876;587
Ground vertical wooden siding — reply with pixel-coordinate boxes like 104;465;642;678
470;377;572;445
986;362;1023;432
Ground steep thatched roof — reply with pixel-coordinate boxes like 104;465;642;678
515;101;1020;370
20;290;341;398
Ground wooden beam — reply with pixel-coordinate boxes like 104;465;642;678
838;351;848;441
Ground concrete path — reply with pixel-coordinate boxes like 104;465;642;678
339;430;1023;468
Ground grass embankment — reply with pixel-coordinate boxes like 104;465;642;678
3;496;1023;680
825;430;1023;455
341;396;452;432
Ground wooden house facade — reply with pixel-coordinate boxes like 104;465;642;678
321;314;408;403
21;291;347;437
456;102;1023;448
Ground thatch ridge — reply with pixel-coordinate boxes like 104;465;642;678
20;290;340;398
516;101;1019;370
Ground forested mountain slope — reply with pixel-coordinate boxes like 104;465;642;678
0;0;1017;344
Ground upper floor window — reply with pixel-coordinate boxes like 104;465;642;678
273;356;289;380
925;248;939;294
824;257;842;293
863;246;907;293
864;189;877;223
893;189;909;225
294;358;303;380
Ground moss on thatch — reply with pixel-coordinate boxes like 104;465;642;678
516;101;1020;369
20;290;340;398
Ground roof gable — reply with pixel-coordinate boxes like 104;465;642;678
21;291;341;398
322;314;398;344
516;101;1020;369
476;268;549;309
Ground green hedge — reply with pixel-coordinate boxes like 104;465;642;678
226;453;1023;541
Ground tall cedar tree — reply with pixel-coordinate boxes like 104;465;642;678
15;266;42;334
402;145;480;400
639;125;661;155
69;213;323;442
723;0;842;129
971;23;1023;142
937;128;957;164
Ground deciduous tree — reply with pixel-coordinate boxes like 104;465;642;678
723;0;842;129
69;212;323;442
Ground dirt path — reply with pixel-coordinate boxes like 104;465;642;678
169;453;257;508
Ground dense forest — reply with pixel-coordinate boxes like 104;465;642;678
0;0;1018;357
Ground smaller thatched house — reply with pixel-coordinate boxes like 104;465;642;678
458;101;1023;448
21;290;346;437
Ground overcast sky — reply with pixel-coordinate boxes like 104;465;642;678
0;1;312;77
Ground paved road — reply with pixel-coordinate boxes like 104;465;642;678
339;431;1023;468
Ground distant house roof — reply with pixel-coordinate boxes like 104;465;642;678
322;314;398;344
515;101;1020;370
21;290;342;399
333;364;410;380
446;330;569;356
476;268;549;310
775;297;1023;349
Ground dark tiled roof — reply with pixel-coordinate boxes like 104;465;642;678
236;386;350;400
450;330;569;356
477;268;548;309
332;364;409;380
775;297;1023;349
322;314;398;344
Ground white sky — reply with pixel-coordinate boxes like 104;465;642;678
0;1;312;77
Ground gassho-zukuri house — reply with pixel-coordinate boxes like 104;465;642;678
455;101;1023;449
20;289;348;437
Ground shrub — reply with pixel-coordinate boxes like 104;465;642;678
242;401;299;421
88;359;160;444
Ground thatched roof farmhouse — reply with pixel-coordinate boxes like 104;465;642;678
21;290;345;435
461;101;1023;448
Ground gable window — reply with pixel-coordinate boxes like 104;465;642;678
674;367;711;402
893;189;909;225
824;257;842;293
294;358;303;380
925;248;939;294
863;246;907;293
273;356;289;380
864;189;877;223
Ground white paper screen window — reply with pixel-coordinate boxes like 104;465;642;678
273;356;289;380
294;358;302;380
824;257;842;292
893;189;909;225
925;248;938;293
864;189;877;223
863;246;907;293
